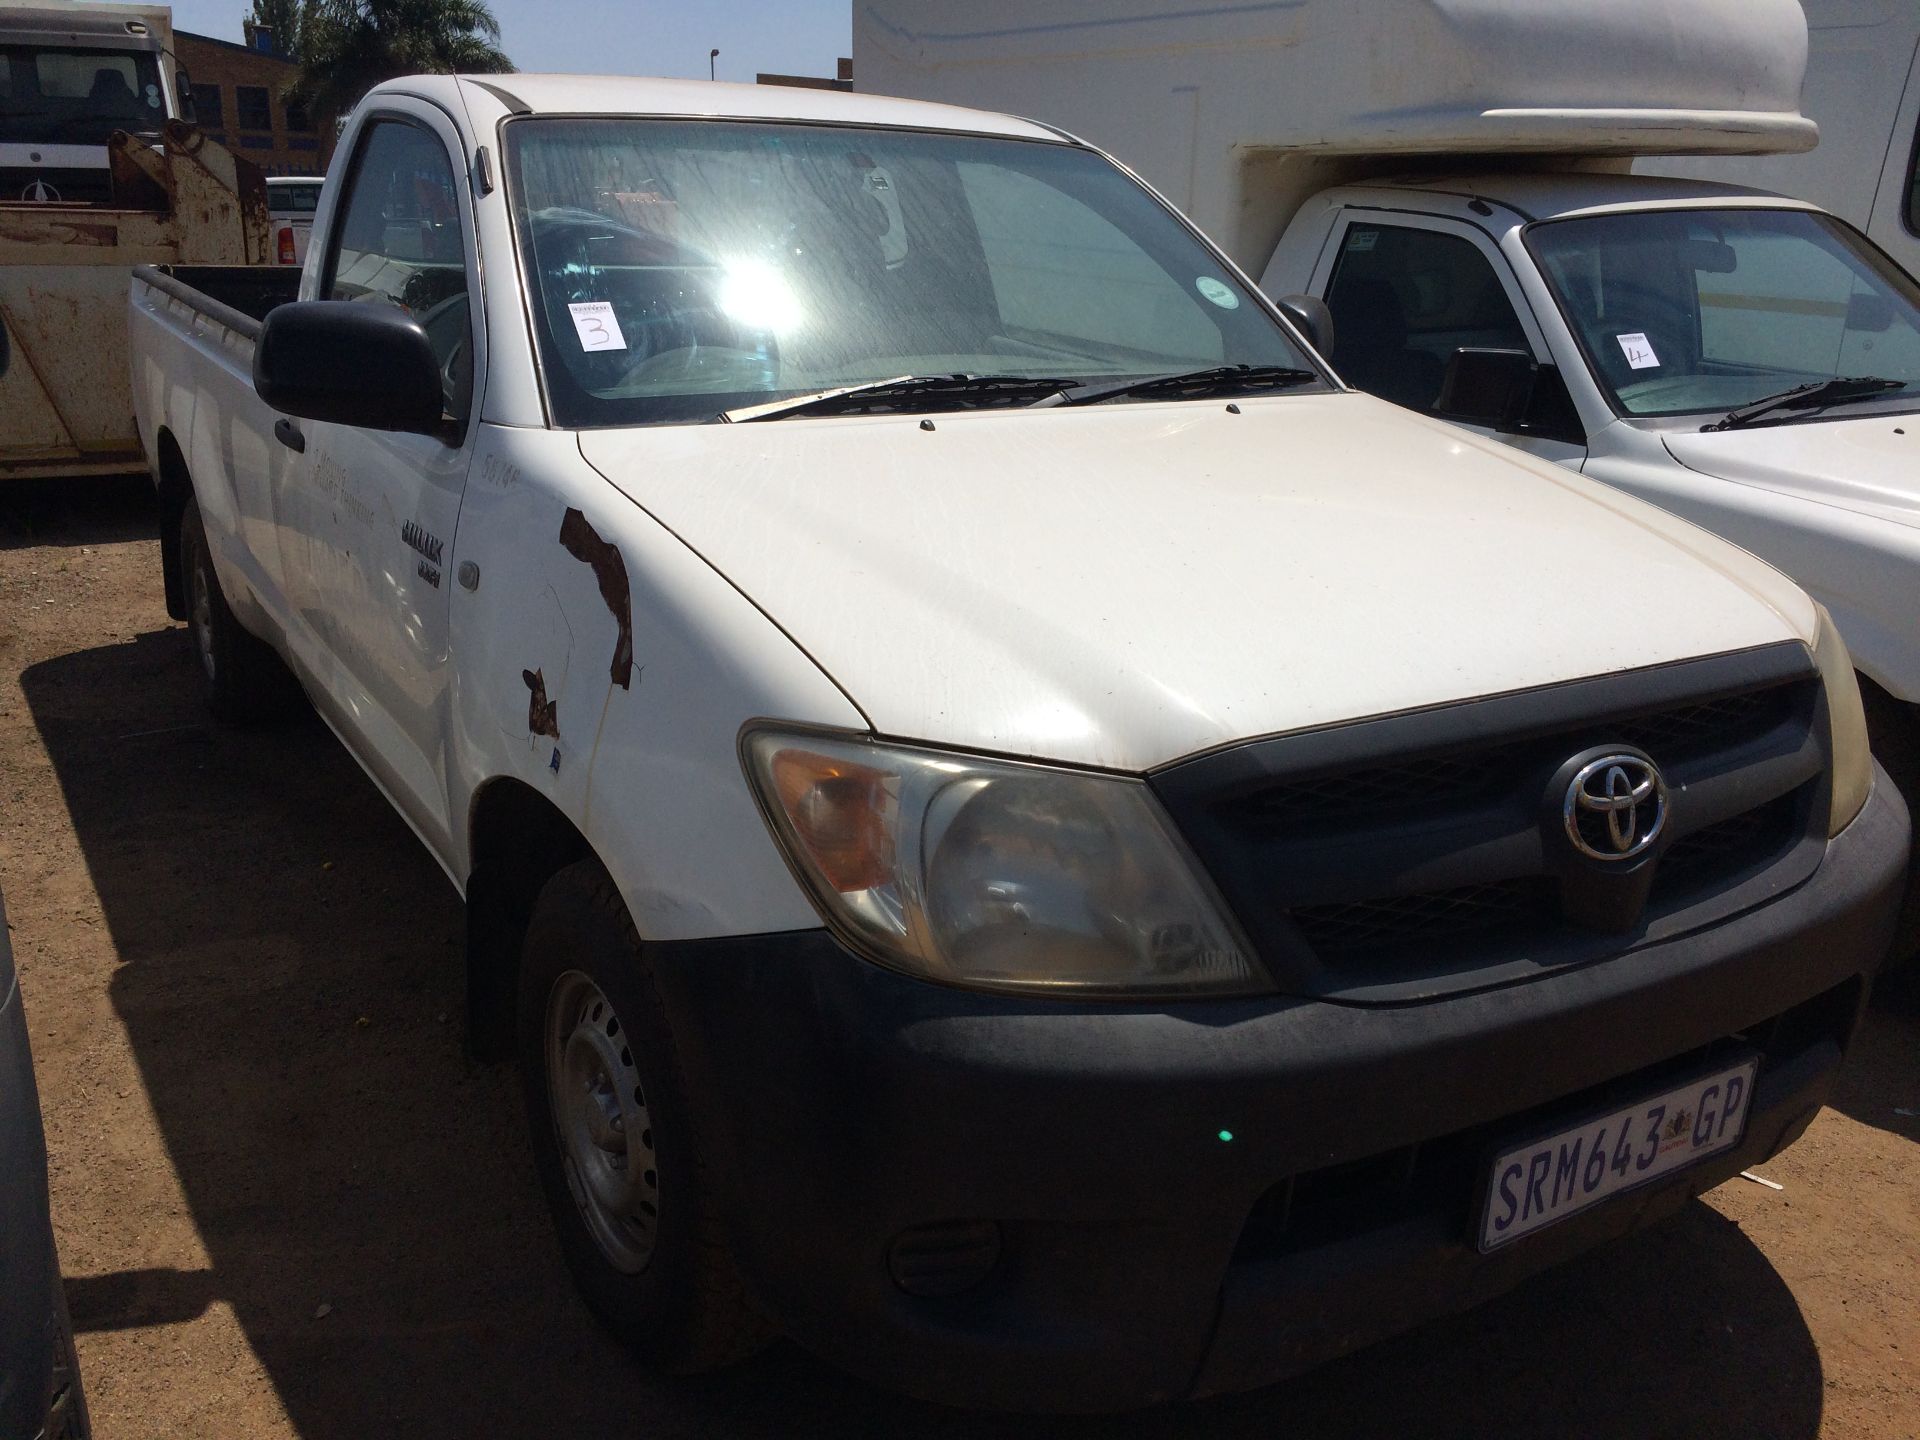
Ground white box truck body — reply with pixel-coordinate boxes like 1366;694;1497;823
1640;0;1920;279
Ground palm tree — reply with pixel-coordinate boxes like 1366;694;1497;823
292;0;513;126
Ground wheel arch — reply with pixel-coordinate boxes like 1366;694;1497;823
464;775;596;1061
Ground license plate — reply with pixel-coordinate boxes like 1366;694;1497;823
1478;1056;1758;1252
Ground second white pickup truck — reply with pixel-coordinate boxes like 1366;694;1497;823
130;73;1907;1411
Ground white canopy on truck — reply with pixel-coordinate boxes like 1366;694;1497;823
855;0;1817;268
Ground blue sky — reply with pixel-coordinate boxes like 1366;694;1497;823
162;0;854;84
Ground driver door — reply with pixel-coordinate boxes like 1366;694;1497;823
1310;210;1587;469
271;101;483;857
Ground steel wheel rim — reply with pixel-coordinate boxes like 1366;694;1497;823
188;547;216;682
544;970;659;1273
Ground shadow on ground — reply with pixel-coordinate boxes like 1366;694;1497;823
0;474;156;550
14;490;1839;1439
1825;966;1920;1139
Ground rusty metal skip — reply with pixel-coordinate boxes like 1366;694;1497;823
0;118;270;481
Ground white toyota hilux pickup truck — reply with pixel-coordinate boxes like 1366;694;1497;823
128;74;1908;1412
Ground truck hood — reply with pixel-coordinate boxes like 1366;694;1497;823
580;393;1811;771
1664;419;1920;530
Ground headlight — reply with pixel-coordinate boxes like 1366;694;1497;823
1813;606;1873;836
742;728;1265;997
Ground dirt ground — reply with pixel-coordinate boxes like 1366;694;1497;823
0;475;1916;1440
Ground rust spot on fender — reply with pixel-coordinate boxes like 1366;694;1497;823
522;668;560;739
558;507;634;689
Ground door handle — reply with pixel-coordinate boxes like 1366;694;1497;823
273;417;305;453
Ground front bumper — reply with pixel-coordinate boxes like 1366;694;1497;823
648;771;1908;1413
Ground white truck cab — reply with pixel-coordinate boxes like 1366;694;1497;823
130;70;1906;1412
1265;171;1920;705
0;1;183;206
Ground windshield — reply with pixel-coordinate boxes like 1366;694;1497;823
504;118;1320;427
1527;208;1920;420
269;181;322;214
0;46;166;146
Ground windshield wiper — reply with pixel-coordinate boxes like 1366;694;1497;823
1702;376;1908;431
1059;364;1319;406
721;373;1079;423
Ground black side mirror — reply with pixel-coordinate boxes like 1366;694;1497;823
175;69;196;124
254;301;444;435
1273;293;1335;356
0;314;9;380
1435;346;1538;428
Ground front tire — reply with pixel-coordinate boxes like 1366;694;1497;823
515;859;770;1372
178;496;298;724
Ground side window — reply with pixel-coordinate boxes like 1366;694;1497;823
326;119;473;424
956;161;1225;364
235;84;271;131
1324;222;1528;414
190;82;223;129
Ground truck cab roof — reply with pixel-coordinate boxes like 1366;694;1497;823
372;72;1065;143
1353;171;1827;226
0;3;166;47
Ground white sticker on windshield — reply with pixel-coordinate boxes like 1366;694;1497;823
1616;332;1660;370
1346;228;1378;252
1195;276;1239;310
567;301;626;352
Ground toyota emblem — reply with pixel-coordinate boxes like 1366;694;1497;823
1563;753;1667;861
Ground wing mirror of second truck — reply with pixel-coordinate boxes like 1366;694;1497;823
0;316;9;380
1434;346;1538;430
1274;293;1335;357
253;301;446;437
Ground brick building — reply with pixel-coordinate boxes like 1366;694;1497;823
175;22;329;177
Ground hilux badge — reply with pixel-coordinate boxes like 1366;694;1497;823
1563;753;1666;860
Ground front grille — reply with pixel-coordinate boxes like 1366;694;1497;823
1608;689;1781;760
1151;647;1826;1000
1237;688;1786;835
1291;877;1549;955
1652;794;1802;899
